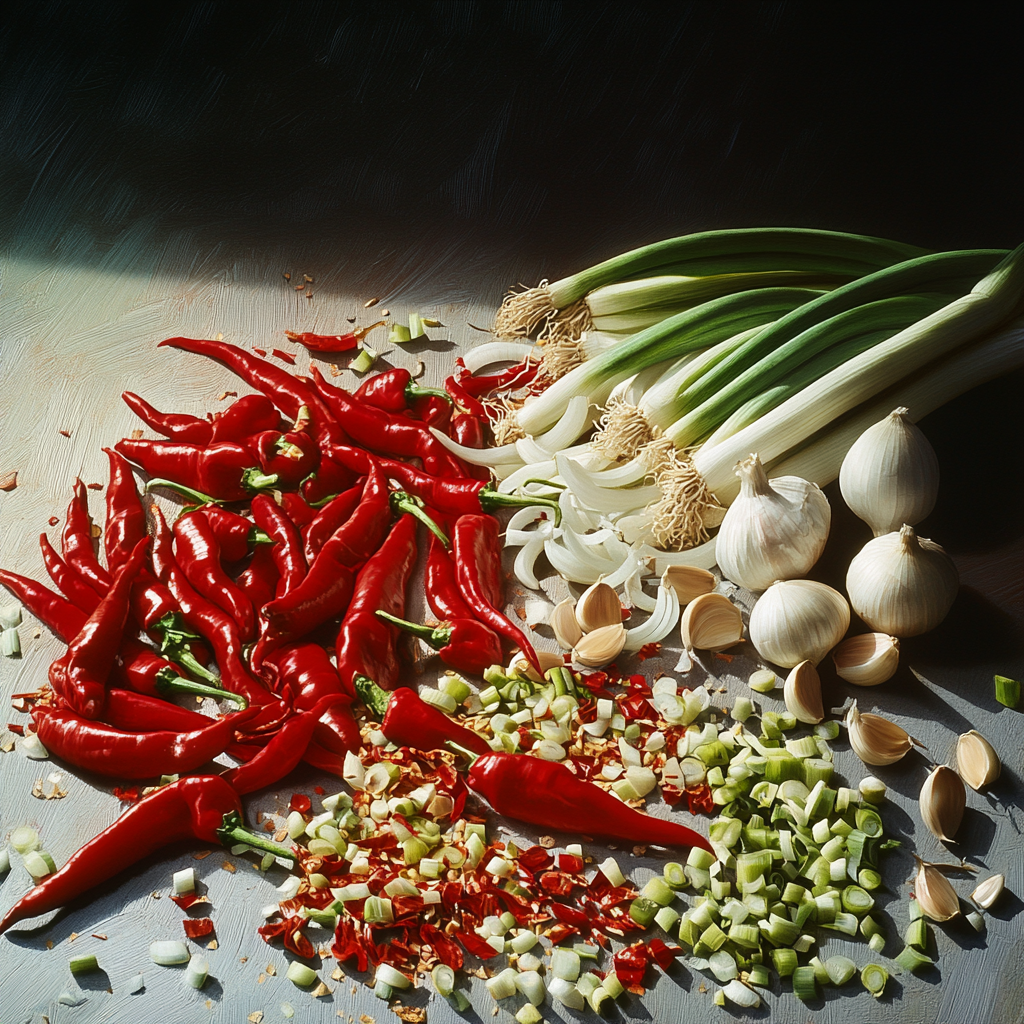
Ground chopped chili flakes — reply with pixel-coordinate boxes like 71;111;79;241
59;429;71;437
637;642;662;661
48;516;60;526
289;793;312;814
113;786;140;803
183;918;215;939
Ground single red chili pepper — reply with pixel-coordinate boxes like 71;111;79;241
47;538;149;720
158;337;341;445
301;480;364;564
61;479;111;595
334;513;418;694
325;445;560;522
277;491;317;527
115;639;247;706
450;412;492;480
31;702;259;779
173;512;256;640
0;775;293;935
452;514;541;673
150;506;283;724
300;452;358;507
114;438;277;501
454;748;713;852
309;367;466;476
409;393;453;432
250;428;319;489
0;567;87;640
38;533;104;614
209;393;281;443
103;689;224;732
223;694;349;795
424;533;476;622
457;358;539;398
356;680;490;756
355;367;452;414
236;545;280;613
284;321;385;353
443;374;487;419
103;448;148;574
261;643;361;756
121;391;214;444
375;612;502;676
250;494;306;598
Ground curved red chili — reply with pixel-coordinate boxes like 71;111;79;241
300;453;358;507
193;506;271;562
61;479;111;596
284;321;385;354
116;638;247;706
0;568;87;641
103;448;149;574
236;545;280;614
121;391;214;444
356;367;452;414
209;393;281;443
424;533;476;623
451;413;492;481
443;374;487;419
0;775;293;935
38;534;103;615
456;357;538;398
301;480;364;564
251;418;320;488
250;494;306;599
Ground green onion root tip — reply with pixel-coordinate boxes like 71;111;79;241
591;398;658;461
493;282;556;340
642;442;723;551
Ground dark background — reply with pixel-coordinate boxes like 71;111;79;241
2;2;1022;301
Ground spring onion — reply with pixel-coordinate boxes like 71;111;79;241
184;957;210;989
150;940;190;966
515;971;546;1007
995;675;1021;709
375;963;412;990
69;953;99;975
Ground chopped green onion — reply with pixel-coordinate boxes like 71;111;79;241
1;628;21;657
859;776;887;803
748;669;777;693
23;850;54;880
551;948;581;982
905;917;930;951
350;346;379;374
792;965;818;1002
995;675;1021;708
629;897;660;928
150;940;190;966
548;976;586;1009
861;963;888;997
69;953;99;975
771;948;798;977
824;954;857;985
641;876;676;907
895;945;934;972
967;910;986;932
516;1002;544;1024
184;957;210;989
388;323;412;345
485;967;518;1000
376;963;412;990
373;981;393;1001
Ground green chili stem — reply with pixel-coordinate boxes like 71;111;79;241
375;611;445;648
144;478;222;506
154;668;246;707
390;492;450;546
217;812;295;860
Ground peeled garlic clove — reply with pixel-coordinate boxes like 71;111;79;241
748;579;850;668
575;580;622;633
662;565;716;605
846;525;959;638
919;765;965;842
572;623;626;668
783;660;824;724
509;649;566;683
845;700;915;766
680;592;744;652
716;454;831;591
971;874;1005;910
839;407;940;536
913;856;961;922
955;730;1001;791
550;597;583;649
832;633;900;686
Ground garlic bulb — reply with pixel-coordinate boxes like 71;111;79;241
845;700;916;765
783;661;824;724
839;407;940;536
955;730;1001;790
748;580;850;668
846;525;959;637
919;765;965;842
572;623;626;667
913;857;960;922
575;580;622;633
715;454;831;591
680;593;744;652
831;633;900;686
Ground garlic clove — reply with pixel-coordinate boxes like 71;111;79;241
680;592;744;652
783;660;824;724
845;700;916;766
839;407;940;536
913;857;961;922
955;730;1001;791
971;874;1005;910
748;579;850;668
575;580;623;633
572;623;627;668
832;633;900;686
661;565;717;605
846;525;959;638
509;649;566;683
919;765;965;842
550;597;583;649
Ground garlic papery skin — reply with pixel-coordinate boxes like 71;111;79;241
680;593;744;652
845;525;959;638
839;407;940;536
955;730;1001;791
831;633;900;686
783;661;824;724
715;454;831;591
913;857;961;923
845;700;915;766
550;598;583;649
971;874;1005;910
919;765;966;842
575;580;622;633
748;580;850;668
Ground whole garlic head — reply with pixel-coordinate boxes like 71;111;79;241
716;454;831;591
748;579;850;668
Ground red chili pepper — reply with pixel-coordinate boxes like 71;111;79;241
223;694;349;795
452;514;541;673
375;612;502;676
103;448;148;574
47;538;149;719
61;479;111;595
209;393;282;443
301;480;364;564
250;494;306;598
250;414;320;488
235;545;280;613
173;512;256;640
443;375;487;419
38;534;103;614
451;413;492;481
121;391;214;444
309;367;466;476
457;750;713;852
31;702;258;779
300;453;358;507
0;775;293;934
409;393;453;432
284;321;384;353
0;568;87;640
158;337;341;446
102;689;238;733
356;367;453;415
114;438;276;501
191;506;270;562
356;680;490;756
116;637;247;706
423;533;475;622
335;513;418;694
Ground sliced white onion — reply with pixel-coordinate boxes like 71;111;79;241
543;536;603;584
556;452;662;513
462;341;536;373
530;395;594;452
591;456;651;487
625;570;658;612
429;428;523;466
497;460;558;494
559;489;602;534
516;436;556;465
514;539;547;590
150;941;190;966
642;536;718;574
623;583;680;651
507;506;558;533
